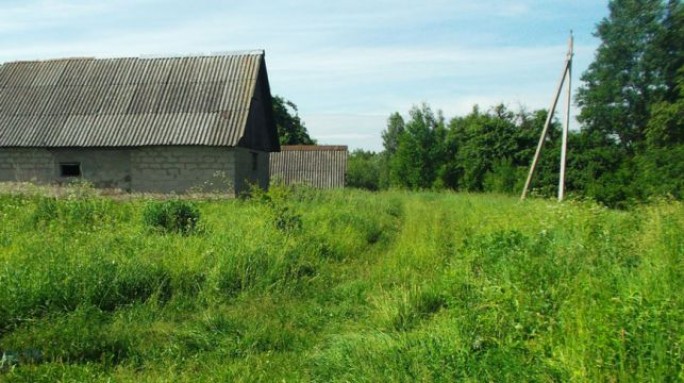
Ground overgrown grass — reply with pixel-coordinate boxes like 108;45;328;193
0;186;682;381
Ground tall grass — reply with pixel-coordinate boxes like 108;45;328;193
0;186;682;381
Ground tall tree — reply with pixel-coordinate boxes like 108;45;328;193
389;104;444;189
448;104;524;191
272;96;316;145
657;0;684;103
576;0;669;150
381;112;405;155
647;67;684;147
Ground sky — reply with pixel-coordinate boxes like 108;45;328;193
0;0;610;151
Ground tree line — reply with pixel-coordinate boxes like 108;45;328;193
345;0;684;207
274;0;683;207
346;104;562;196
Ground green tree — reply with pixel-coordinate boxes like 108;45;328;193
346;149;382;190
576;0;669;150
646;68;684;147
381;112;405;155
379;113;406;188
638;67;684;200
389;105;445;189
272;96;316;145
447;104;538;192
572;0;684;205
657;0;684;103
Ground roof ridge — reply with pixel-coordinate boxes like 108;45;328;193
1;51;265;65
4;57;96;64
140;50;264;59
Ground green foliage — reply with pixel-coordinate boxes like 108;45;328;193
376;103;559;196
565;0;684;205
343;1;683;206
250;182;303;233
346;149;382;190
634;145;684;199
577;0;669;149
31;196;122;230
1;189;683;381
483;158;526;194
647;67;684;147
389;104;446;189
381;112;405;155
142;200;200;235
272;95;316;145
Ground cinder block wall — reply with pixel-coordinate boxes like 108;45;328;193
0;148;133;189
0;149;53;182
0;146;270;195
234;147;270;194
130;146;237;194
51;149;131;190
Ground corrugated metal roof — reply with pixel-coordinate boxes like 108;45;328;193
0;52;269;148
270;145;348;189
281;145;348;151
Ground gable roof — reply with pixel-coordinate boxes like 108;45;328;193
0;51;278;150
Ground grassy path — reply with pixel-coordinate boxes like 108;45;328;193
0;189;682;381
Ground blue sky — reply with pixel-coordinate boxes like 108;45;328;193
0;0;609;151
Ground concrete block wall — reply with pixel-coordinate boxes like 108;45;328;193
0;146;270;195
130;146;237;194
51;149;131;190
0;149;53;183
234;147;270;194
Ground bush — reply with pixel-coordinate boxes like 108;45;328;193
251;183;303;233
142;200;200;235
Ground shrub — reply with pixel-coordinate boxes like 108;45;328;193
250;182;303;233
142;200;200;235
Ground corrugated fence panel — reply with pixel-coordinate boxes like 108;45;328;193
269;146;348;189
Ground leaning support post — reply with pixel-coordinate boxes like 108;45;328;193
521;33;574;201
520;60;569;200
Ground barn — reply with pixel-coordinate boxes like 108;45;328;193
269;145;348;189
0;51;280;195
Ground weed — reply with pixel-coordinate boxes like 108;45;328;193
0;190;682;381
142;200;200;235
250;182;303;233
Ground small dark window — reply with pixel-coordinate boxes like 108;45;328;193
251;152;258;171
60;163;81;177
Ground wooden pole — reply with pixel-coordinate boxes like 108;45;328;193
558;33;573;201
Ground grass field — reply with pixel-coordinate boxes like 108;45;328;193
0;184;682;382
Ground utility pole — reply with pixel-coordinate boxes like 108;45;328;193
558;33;573;201
521;32;574;201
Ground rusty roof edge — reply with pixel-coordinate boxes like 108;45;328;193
280;145;348;151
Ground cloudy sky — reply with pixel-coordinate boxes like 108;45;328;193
0;0;609;151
